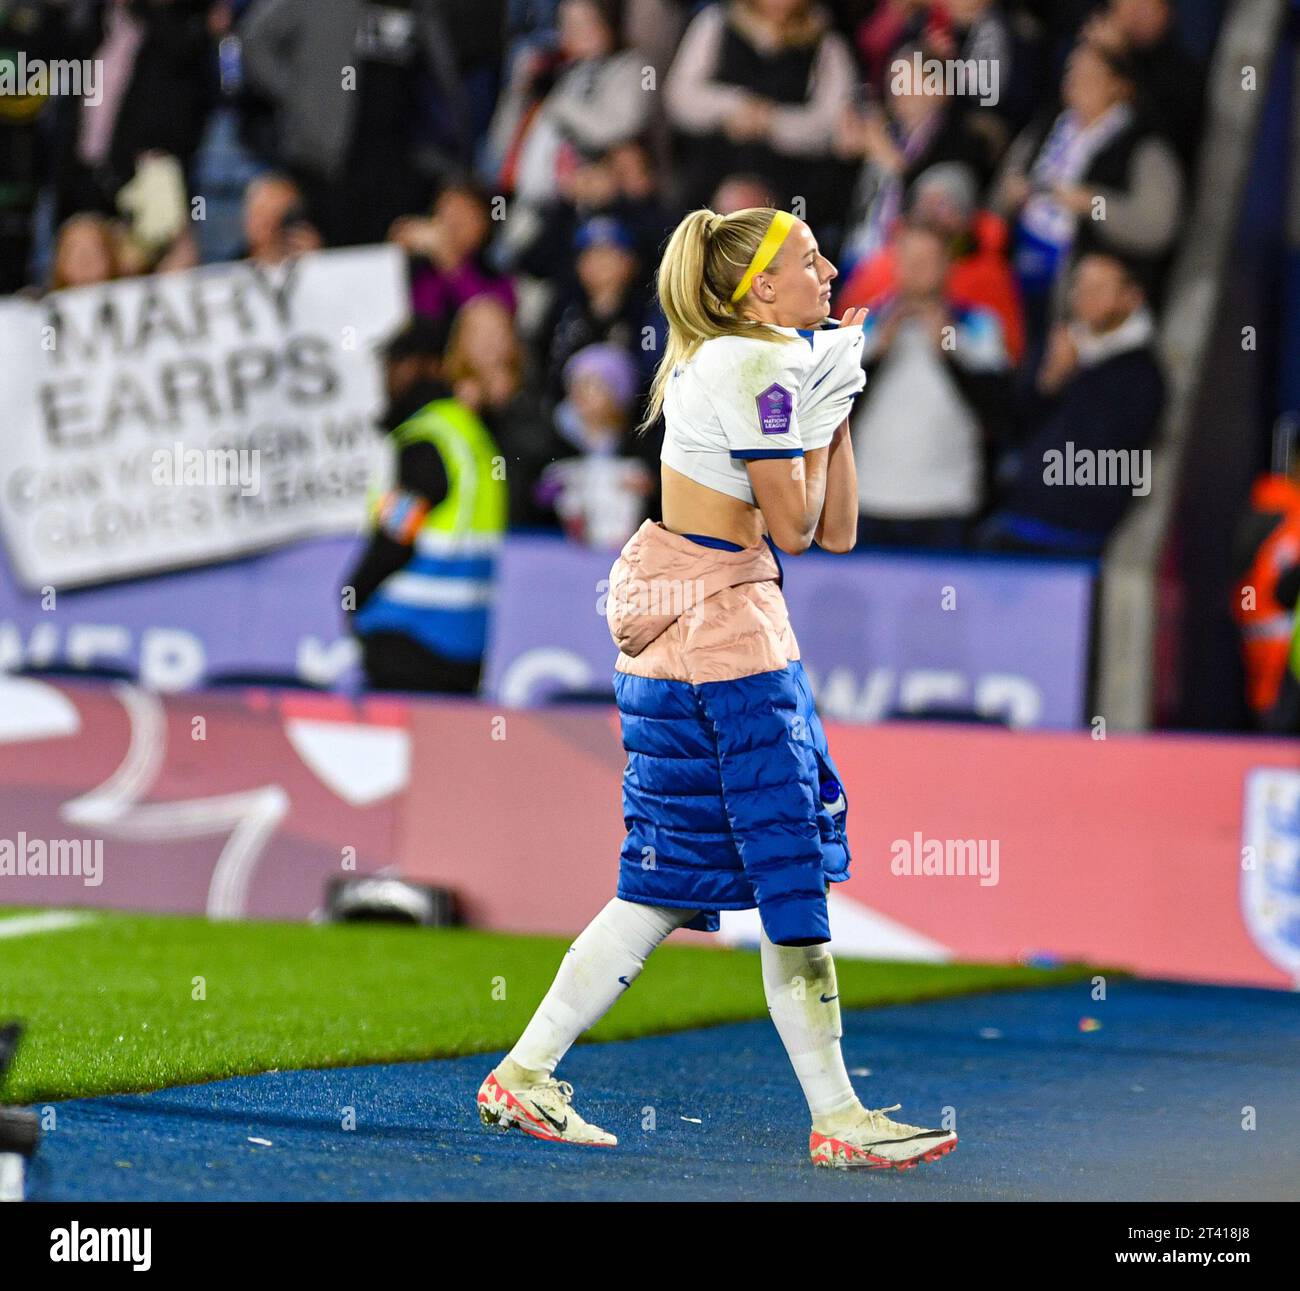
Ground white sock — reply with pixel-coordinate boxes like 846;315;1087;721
506;898;699;1077
760;928;861;1125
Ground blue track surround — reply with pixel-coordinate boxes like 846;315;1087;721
23;981;1300;1202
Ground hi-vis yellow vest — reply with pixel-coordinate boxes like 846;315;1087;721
353;398;507;661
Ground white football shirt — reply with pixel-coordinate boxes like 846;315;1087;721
660;323;866;505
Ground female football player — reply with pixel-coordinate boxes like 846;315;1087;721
477;207;957;1170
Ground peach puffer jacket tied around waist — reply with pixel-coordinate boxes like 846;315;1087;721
604;520;851;946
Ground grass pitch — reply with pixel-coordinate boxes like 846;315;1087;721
0;908;1111;1104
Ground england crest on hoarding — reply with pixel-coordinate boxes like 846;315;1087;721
1241;768;1300;983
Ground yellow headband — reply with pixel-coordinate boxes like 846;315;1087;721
730;210;796;303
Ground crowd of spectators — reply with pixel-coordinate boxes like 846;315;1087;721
1;0;1212;556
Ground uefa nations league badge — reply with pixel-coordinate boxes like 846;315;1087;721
757;383;793;434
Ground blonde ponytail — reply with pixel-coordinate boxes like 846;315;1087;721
635;207;801;437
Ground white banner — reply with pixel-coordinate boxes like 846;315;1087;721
0;245;409;589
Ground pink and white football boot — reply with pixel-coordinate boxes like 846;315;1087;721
810;1103;957;1170
476;1069;617;1147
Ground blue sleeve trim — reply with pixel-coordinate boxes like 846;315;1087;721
730;448;804;460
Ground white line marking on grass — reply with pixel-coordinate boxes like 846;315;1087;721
0;911;94;939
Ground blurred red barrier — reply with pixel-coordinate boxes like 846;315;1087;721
3;676;1295;988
